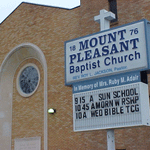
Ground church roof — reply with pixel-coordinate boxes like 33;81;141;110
0;2;80;25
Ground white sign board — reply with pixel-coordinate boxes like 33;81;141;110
65;19;150;85
73;82;150;131
14;137;41;150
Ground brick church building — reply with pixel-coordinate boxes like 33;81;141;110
0;0;150;149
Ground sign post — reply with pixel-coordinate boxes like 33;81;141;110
107;130;115;150
94;9;116;150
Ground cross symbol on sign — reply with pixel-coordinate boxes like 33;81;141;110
94;9;116;31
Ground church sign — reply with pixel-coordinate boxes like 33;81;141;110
65;19;150;85
73;71;141;93
73;82;149;131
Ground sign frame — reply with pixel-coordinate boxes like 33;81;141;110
65;19;150;85
73;82;150;132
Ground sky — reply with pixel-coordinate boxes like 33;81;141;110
0;0;80;23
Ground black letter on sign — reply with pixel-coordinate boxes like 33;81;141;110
90;95;94;102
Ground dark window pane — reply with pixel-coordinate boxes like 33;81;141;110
108;0;118;22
